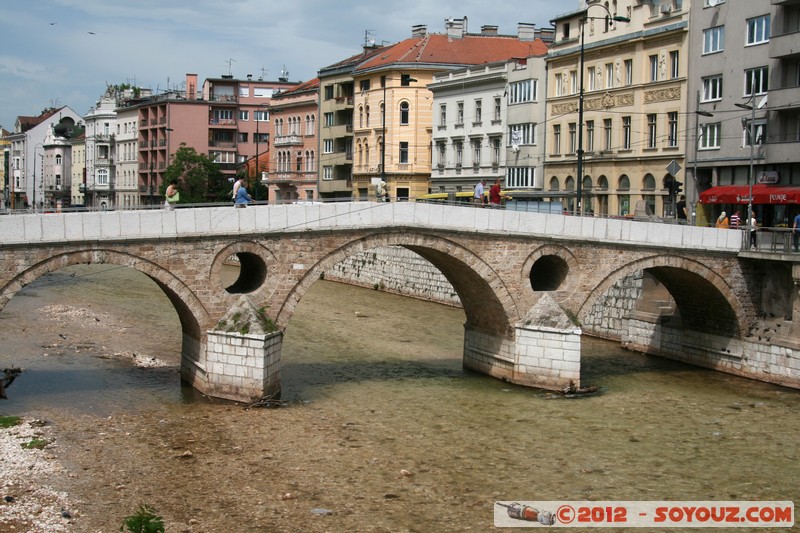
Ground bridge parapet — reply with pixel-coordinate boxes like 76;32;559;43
0;203;742;253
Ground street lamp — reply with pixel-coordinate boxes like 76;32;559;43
575;7;630;215
693;91;714;222
381;75;417;193
735;79;758;241
253;104;270;203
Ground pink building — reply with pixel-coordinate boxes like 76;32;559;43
268;78;320;203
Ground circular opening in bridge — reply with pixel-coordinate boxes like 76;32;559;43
530;255;569;291
224;252;267;294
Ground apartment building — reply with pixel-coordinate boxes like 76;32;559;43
691;0;800;227
69;132;86;206
318;45;387;202
349;18;549;201
548;0;689;217
268;78;320;203
429;54;548;195
5;106;83;210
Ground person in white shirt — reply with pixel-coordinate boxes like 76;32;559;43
474;179;486;206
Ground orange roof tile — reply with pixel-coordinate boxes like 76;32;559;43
354;34;548;73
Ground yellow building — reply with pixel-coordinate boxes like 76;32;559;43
547;0;689;217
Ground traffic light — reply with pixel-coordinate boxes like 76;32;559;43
664;177;675;199
672;180;683;197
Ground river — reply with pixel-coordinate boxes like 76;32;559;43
0;264;798;531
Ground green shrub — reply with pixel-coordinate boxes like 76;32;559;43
121;504;165;533
0;415;21;429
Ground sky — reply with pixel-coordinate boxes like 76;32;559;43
0;0;571;132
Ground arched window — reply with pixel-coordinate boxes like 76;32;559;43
597;175;609;190
359;106;364;128
55;154;62;165
618;175;630;190
618;174;631;216
643;173;656;190
400;101;410;125
97;168;109;185
296;152;302;172
549;176;560;191
366;105;370;127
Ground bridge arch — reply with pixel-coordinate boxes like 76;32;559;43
0;249;211;342
522;244;581;300
209;240;280;295
578;254;748;338
275;230;520;339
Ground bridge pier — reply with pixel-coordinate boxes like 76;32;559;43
463;295;582;390
184;331;282;403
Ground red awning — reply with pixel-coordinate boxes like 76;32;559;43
698;184;800;205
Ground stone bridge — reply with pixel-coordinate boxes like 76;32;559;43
1;202;798;401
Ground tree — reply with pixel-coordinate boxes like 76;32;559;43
161;144;226;204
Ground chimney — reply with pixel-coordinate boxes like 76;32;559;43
481;25;499;35
445;16;468;39
411;24;427;37
186;73;198;100
247;74;253;81
517;22;536;41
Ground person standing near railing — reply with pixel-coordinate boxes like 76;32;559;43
749;213;758;250
792;211;800;252
730;210;741;230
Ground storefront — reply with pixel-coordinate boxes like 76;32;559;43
697;184;800;228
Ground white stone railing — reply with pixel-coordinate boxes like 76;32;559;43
0;202;742;252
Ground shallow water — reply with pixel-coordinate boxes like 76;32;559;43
1;265;799;530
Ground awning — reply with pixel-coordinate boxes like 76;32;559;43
698;184;800;205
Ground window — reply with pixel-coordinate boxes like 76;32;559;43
649;55;659;82
323;139;333;153
238;132;248;143
400;102;410;125
553;125;561;154
622;116;632;149
668;112;678;147
471;139;481;166
746;15;770;45
745;67;769;96
55;154;62;165
457;102;464;125
439;104;447;126
647;114;657;148
703;26;725;54
586;120;595;152
494;97;501;121
588;67;597;91
603;119;612;150
508;123;537;146
508;80;536;104
255;110;269;122
437;142;446;167
491;137;501;165
474;99;482;123
400;74;414;86
624;59;633;86
506;167;534;188
239;110;249;120
323;166;333;180
359;79;370;92
455;141;463;166
306;115;315;136
670;51;679;79
605;63;614;88
744;119;767;147
97;168;109;185
569;123;577;153
324;113;334;127
324;85;334;99
699;123;721;149
554;73;564;96
570;70;578;94
702;75;723;101
399;142;409;163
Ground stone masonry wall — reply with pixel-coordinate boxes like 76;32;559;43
325;246;462;307
203;330;282;402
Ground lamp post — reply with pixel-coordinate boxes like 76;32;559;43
735;79;758;239
575;8;630;215
693;91;714;222
381;75;417;194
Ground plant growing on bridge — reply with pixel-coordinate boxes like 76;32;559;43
161;144;226;203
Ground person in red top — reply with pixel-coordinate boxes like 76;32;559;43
489;178;503;206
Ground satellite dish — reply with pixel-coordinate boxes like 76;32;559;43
707;0;721;6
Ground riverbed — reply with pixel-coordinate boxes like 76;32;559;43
1;265;798;531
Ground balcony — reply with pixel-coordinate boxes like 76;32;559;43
767;139;800;164
274;135;303;147
329;124;354;138
209;118;237;127
768;86;800;111
209;139;237;148
209;94;238;104
318;179;351;194
331;96;354;110
769;30;800;59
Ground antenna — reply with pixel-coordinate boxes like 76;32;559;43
259;66;268;81
365;29;376;47
279;65;289;82
225;58;236;76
